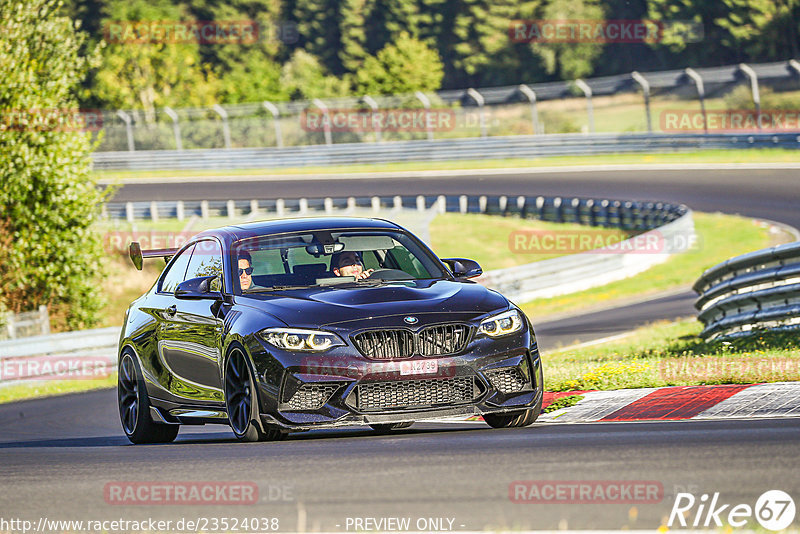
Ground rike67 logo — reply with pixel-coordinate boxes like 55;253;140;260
669;490;796;531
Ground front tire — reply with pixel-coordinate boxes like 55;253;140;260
483;391;543;429
118;350;179;444
369;422;413;433
224;349;284;442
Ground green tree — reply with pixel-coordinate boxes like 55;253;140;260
646;0;741;65
339;0;370;72
716;0;800;60
293;0;345;74
188;0;289;103
280;49;351;99
530;0;604;80
0;0;106;329
354;32;443;94
92;0;220;116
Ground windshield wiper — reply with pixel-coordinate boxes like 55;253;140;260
245;284;318;292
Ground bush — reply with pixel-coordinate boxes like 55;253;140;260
0;0;106;330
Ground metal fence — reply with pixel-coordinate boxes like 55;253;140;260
693;241;800;340
94;60;800;154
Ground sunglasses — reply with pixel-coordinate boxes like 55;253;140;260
238;267;254;276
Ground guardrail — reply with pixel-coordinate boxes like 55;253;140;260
0;327;120;386
693;241;800;340
483;209;692;302
92;132;800;171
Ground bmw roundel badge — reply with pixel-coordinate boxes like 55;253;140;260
404;316;419;324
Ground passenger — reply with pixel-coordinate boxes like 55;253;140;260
332;251;374;280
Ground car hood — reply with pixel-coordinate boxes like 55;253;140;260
236;279;508;328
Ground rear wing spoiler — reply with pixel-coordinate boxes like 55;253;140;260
129;241;179;270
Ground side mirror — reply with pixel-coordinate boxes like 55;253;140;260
175;275;222;300
441;258;483;279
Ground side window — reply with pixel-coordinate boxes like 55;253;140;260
185;240;224;292
159;245;194;293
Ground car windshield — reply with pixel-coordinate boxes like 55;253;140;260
233;229;446;292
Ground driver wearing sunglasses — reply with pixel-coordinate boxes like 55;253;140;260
238;251;256;290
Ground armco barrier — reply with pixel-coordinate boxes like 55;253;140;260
482;210;693;302
92;132;800;171
693;241;800;339
0;327;120;385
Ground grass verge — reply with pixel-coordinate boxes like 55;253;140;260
544;319;800;392
94;148;800;181
0;375;116;404
429;213;629;270
542;394;584;413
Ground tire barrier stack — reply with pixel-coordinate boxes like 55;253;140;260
693;241;800;340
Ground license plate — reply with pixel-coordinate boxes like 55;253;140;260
400;359;438;376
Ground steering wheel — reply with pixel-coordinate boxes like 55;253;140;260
365;268;413;281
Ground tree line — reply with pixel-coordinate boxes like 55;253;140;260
65;0;800;116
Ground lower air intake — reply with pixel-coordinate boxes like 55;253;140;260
283;384;340;411
354;376;477;411
485;367;529;393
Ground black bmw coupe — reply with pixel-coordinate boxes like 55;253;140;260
118;217;543;443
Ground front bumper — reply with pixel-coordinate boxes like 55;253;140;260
249;324;543;431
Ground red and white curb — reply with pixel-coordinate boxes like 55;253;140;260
430;382;800;424
541;382;800;423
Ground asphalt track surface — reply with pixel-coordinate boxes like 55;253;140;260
108;167;800;228
2;167;797;531
1;389;799;530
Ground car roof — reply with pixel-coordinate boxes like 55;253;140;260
191;217;404;244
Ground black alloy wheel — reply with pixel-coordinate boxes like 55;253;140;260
224;349;284;442
118;351;179;444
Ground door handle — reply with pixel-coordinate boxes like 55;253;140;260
165;305;177;317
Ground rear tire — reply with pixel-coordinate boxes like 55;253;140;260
369;422;413;433
118;350;179;444
224;348;284;442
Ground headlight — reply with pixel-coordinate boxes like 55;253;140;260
259;328;345;352
478;310;523;337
